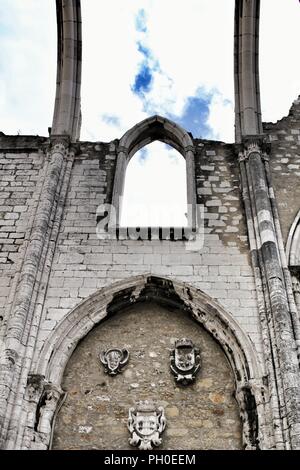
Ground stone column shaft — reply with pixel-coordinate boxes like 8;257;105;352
240;143;300;449
0;141;69;449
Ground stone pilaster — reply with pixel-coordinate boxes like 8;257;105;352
0;137;72;449
239;138;300;449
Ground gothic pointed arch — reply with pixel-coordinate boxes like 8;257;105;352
112;116;196;227
51;0;82;141
234;0;263;142
286;209;300;268
32;275;266;450
286;210;300;314
119;115;194;158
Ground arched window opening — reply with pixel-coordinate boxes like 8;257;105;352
120;141;187;228
108;115;197;238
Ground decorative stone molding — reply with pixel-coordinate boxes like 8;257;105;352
116;145;129;155
50;135;71;153
184;144;196;153
238;136;270;163
24;375;64;450
31;275;267;449
286;210;300;267
37;384;63;436
286;212;300;318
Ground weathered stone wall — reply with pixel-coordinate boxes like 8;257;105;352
3;97;300;448
0;134;263;369
265;96;300;243
30;138;262;371
52;302;242;450
195;140;248;246
0;136;47;334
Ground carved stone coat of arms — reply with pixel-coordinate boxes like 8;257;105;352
99;348;129;376
170;338;201;384
128;401;166;450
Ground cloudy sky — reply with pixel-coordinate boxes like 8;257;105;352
1;0;300;225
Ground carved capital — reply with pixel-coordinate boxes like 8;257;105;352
242;134;266;147
184;145;196;153
238;135;270;163
49;135;71;154
117;145;129;156
238;142;261;163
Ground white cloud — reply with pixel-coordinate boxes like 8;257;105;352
1;1;299;226
1;0;299;141
81;0;147;141
260;0;300;122
120;142;187;227
0;0;56;136
81;0;235;141
207;92;234;142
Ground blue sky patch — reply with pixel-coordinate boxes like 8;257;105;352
171;94;213;139
132;63;153;95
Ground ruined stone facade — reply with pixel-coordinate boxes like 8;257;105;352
0;0;300;450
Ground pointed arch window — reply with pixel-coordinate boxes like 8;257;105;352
120;141;187;228
109;115;197;239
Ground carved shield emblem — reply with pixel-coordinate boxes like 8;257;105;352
170;338;201;384
128;401;166;450
99;348;129;376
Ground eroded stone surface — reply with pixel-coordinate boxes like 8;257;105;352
52;302;242;450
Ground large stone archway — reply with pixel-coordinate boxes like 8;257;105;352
111;115;197;228
26;275;267;450
52;302;243;450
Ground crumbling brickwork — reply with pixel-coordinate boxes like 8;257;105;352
264;97;300;243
